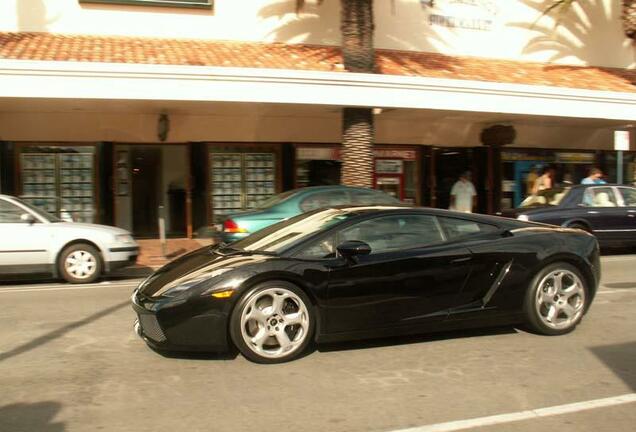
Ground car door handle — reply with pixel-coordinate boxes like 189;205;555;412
587;211;600;214
451;257;472;264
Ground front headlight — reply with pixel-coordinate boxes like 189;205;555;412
154;267;234;298
517;214;530;222
115;233;135;244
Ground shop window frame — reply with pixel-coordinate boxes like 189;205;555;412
79;0;213;10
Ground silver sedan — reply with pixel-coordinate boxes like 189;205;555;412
0;194;138;283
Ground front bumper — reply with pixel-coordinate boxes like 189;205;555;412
106;245;139;272
131;288;229;352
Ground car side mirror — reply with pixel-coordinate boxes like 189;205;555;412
336;240;371;263
20;213;36;224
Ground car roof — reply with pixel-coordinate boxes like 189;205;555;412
313;204;517;226
292;185;389;193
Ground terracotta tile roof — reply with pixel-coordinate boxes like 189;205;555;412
1;32;635;93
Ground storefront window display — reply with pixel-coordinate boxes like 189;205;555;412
208;146;280;225
500;150;596;209
18;144;97;223
603;152;636;185
295;146;419;204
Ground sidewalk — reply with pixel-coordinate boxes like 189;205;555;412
110;237;216;279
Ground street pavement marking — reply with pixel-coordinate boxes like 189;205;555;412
390;393;636;432
0;282;140;294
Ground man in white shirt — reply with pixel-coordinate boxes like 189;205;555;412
449;171;477;213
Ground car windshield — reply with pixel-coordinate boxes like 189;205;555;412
255;190;297;209
226;208;358;253
519;188;570;208
12;197;62;222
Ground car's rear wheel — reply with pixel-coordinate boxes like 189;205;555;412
524;263;588;335
230;281;314;364
59;243;102;284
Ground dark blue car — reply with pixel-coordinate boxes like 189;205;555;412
501;184;636;248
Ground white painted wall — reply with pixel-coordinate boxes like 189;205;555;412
0;0;632;67
0;110;623;150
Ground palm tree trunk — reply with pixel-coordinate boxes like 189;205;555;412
341;107;375;187
623;0;636;40
340;0;375;188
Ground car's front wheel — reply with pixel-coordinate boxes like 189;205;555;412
230;281;315;364
58;243;102;284
524;263;588;335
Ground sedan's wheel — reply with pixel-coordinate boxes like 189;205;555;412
524;263;588;335
59;244;102;284
230;281;314;364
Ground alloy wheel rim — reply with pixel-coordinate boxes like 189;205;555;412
65;250;97;279
240;288;309;359
535;269;585;330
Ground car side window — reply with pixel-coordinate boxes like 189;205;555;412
439;217;498;241
0;200;25;223
295;234;337;260
582;187;618;207
618;187;636;207
338;214;445;255
299;191;349;212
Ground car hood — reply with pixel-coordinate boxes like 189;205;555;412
138;245;275;297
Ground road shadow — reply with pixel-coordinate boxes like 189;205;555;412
0;300;129;363
590;342;636;392
152;346;239;361
0;266;154;286
0;401;64;432
317;325;518;353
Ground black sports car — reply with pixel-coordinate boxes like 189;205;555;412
500;184;636;248
132;206;600;363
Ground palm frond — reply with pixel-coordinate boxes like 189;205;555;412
531;0;578;30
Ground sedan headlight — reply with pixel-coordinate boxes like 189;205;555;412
115;233;135;244
516;214;530;222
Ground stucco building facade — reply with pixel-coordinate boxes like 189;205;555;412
0;0;634;237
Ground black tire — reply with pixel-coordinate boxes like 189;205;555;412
58;243;103;284
523;262;588;336
229;280;315;364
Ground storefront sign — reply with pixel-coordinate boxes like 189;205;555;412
614;131;630;151
297;147;417;161
421;0;500;32
555;152;595;163
501;151;552;162
296;147;338;161
373;149;417;160
376;159;404;174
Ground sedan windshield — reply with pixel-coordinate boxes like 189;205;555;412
519;188;570;208
227;208;357;253
12;197;62;222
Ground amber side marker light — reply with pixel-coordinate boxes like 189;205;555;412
211;290;234;299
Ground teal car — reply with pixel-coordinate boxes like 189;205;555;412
221;186;403;242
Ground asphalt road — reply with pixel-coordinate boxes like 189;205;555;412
1;256;635;432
